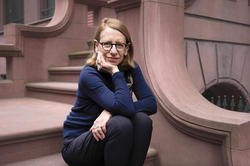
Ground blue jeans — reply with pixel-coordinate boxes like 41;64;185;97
61;112;153;166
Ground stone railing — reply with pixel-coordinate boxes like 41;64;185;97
139;0;250;165
209;95;250;112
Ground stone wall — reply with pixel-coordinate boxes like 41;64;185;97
184;0;250;99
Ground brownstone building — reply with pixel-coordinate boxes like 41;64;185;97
0;0;250;165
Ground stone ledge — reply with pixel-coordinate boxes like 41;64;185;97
0;97;72;165
26;82;77;95
0;44;21;57
68;50;91;59
0;97;71;144
48;66;84;74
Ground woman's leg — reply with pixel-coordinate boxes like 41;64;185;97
129;112;153;166
104;115;133;166
62;131;105;166
62;115;133;166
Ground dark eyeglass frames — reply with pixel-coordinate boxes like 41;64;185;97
98;42;128;52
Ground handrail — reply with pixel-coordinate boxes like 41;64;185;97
15;0;73;38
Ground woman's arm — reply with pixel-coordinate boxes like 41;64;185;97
132;64;157;115
79;66;135;116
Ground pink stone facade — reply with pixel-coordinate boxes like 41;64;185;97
1;0;250;165
185;0;250;100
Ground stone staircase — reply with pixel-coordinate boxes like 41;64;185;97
0;97;72;165
26;51;90;105
1;50;159;165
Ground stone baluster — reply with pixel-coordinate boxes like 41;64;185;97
244;100;250;112
238;96;243;112
223;95;227;109
230;95;235;111
210;97;214;104
216;96;221;108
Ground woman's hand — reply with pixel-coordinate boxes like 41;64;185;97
90;110;112;141
96;51;119;75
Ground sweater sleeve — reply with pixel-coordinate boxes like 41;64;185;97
132;64;157;115
79;67;135;116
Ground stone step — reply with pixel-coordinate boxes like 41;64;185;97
144;147;159;166
0;97;72;165
3;153;67;166
68;50;91;66
3;148;158;166
48;66;83;82
26;81;138;104
26;82;77;105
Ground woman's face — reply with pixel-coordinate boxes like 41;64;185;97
95;27;128;66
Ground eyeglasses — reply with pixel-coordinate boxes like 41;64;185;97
99;42;128;52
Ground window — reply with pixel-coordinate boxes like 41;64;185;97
40;0;55;19
5;0;24;24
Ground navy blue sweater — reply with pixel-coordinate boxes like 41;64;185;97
63;63;157;138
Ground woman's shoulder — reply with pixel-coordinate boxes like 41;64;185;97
81;65;98;76
79;65;100;84
133;61;139;68
130;61;141;73
83;64;97;71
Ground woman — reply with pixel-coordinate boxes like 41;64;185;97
61;18;157;166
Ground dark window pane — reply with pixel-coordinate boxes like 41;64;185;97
5;0;24;24
40;0;55;19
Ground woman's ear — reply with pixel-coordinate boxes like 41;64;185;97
94;40;99;53
124;45;129;56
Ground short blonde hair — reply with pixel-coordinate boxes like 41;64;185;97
87;18;135;71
